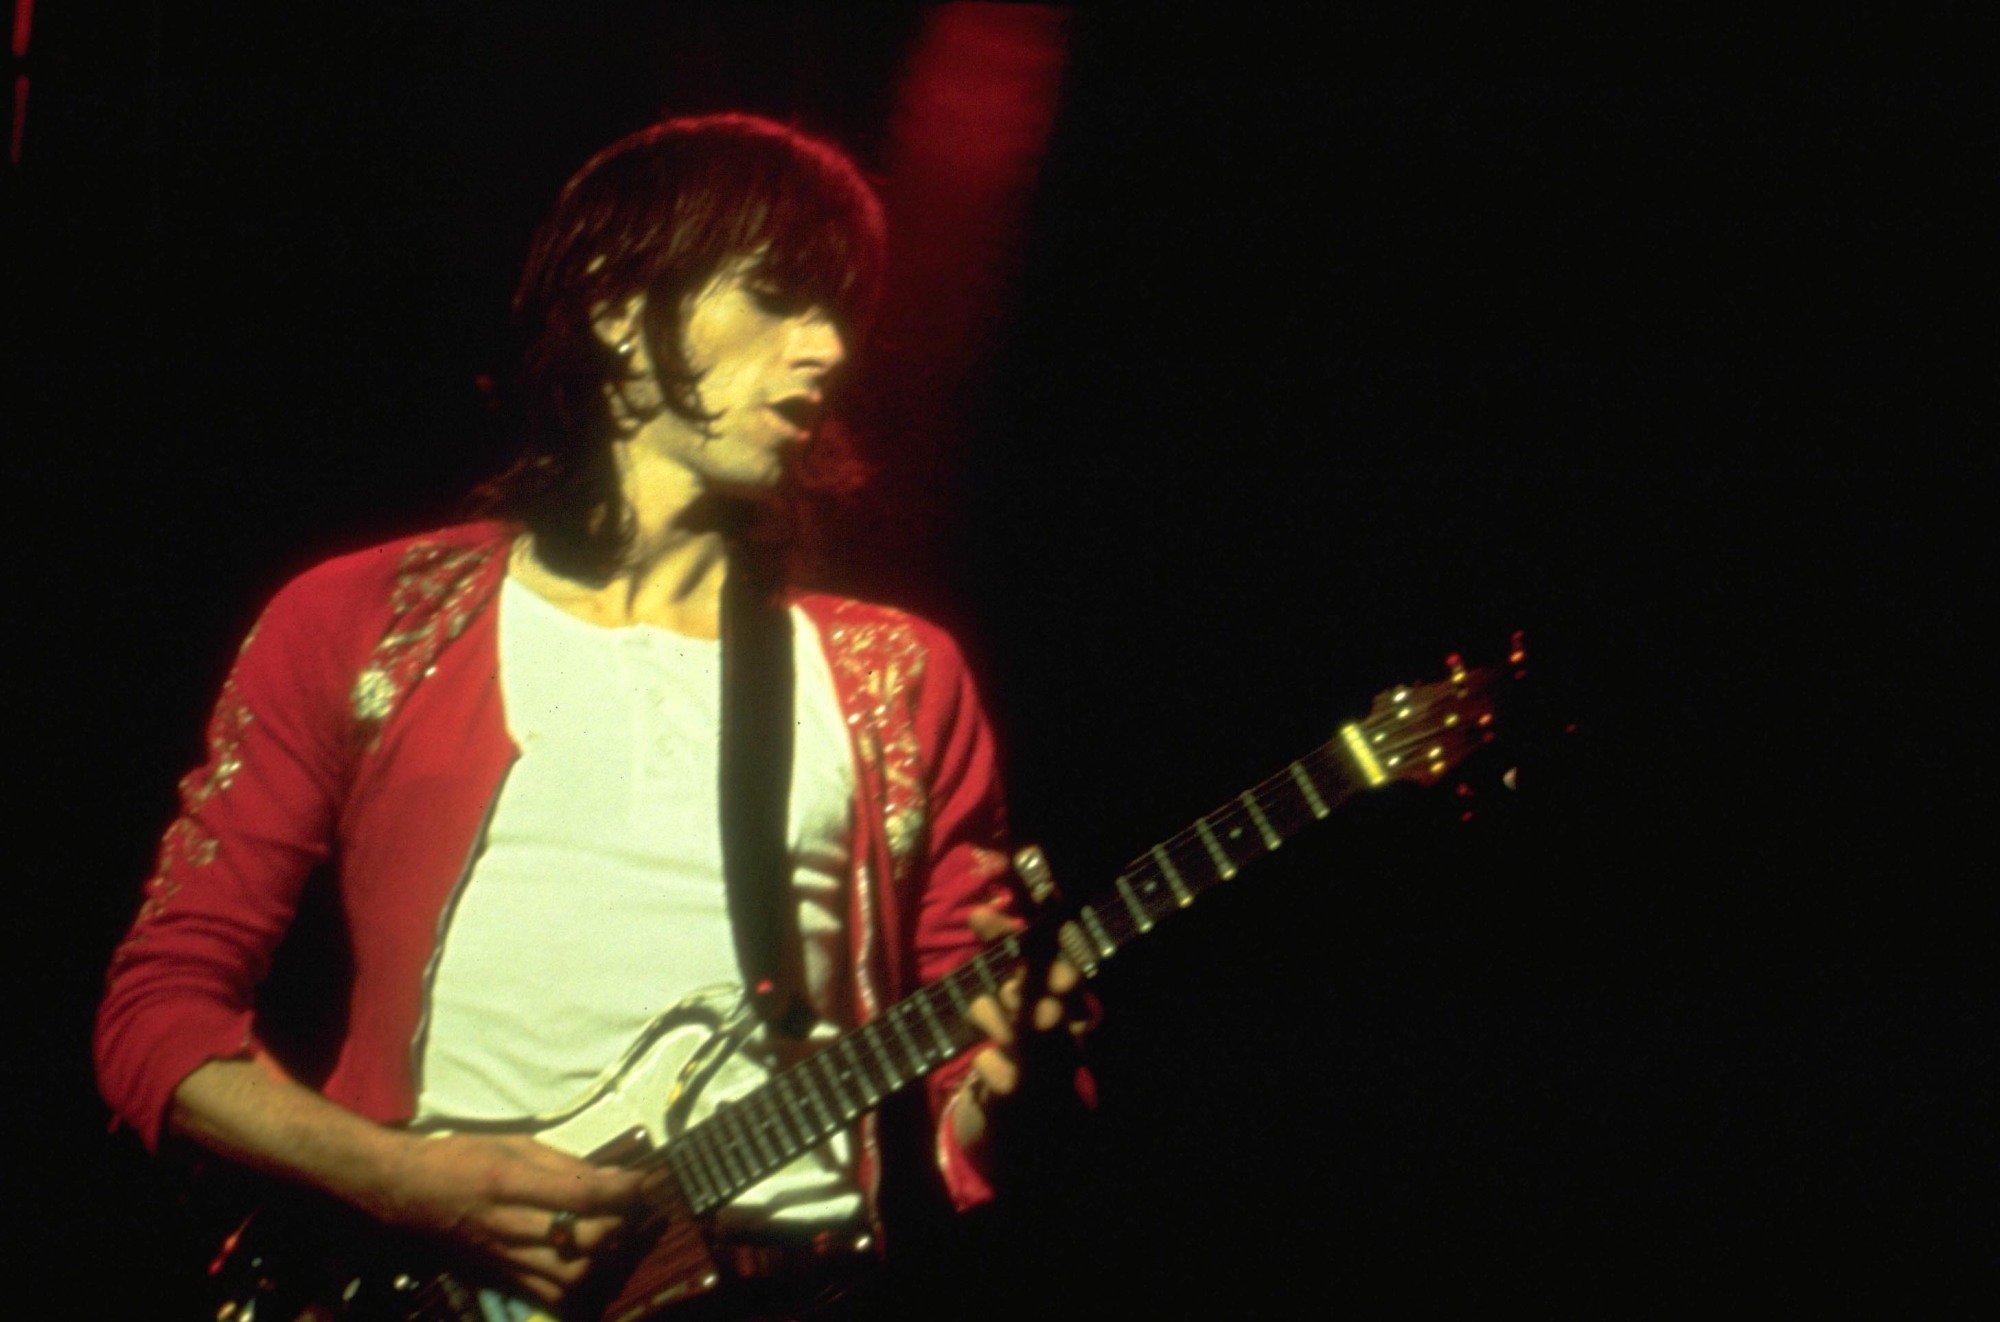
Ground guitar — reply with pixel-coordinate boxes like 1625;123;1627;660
210;640;1525;1321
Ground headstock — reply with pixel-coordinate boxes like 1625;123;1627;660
1340;631;1527;791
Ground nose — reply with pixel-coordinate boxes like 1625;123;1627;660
789;313;847;379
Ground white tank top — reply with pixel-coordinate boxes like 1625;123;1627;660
413;575;862;1230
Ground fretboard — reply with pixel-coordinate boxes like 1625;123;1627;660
651;733;1373;1216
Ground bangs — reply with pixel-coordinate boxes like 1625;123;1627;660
747;217;881;332
703;128;885;333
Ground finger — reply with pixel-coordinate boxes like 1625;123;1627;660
967;904;1023;942
500;1134;647;1193
503;1243;594;1288
508;1270;564;1307
1047;957;1081;997
971;1045;1020;1099
483;1206;625;1252
999;975;1024;1018
503;1251;593;1308
493;1156;642;1214
477;1203;557;1246
1033;984;1099;1037
570;1212;625;1255
966;994;1014;1049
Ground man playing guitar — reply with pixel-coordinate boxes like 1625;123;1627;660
95;113;1092;1318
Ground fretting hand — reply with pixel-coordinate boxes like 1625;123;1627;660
956;903;1099;1150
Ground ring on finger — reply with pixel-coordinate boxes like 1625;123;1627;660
548;1209;582;1260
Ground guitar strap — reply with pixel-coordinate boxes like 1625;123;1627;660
718;534;816;1039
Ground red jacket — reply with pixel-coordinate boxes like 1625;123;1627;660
95;522;1016;1213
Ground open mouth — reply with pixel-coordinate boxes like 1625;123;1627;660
768;396;821;432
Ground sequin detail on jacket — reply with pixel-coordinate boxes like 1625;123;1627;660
820;604;931;884
350;540;505;744
127;669;254;936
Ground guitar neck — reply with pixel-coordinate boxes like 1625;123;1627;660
649;731;1380;1217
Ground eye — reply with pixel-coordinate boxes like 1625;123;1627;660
747;283;811;317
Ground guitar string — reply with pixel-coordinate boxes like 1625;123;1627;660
670;743;1360;1208
640;701;1493;1208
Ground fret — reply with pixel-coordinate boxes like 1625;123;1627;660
699;1119;742;1192
1338;722;1387;787
858;1025;903;1090
789;1091;823;1148
1194;817;1237;879
666;1144;714;1211
743;1095;787;1164
756;1095;798;1165
688;1131;730;1201
662;1141;700;1208
966;954;1004;1000
765;1097;802;1163
773;1093;808;1154
940;973;974;1022
1288;760;1330;818
764;1087;808;1155
710;1109;756;1187
912;990;957;1055
1113;874;1154;932
768;1081;811;1153
811;1045;859;1117
885;1004;929;1072
1078;904;1117;959
735;1101;780;1171
794;1064;837;1133
834;1038;879;1104
1150;845;1194;905
1240;791;1281;850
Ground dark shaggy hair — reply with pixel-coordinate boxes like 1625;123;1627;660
481;113;886;581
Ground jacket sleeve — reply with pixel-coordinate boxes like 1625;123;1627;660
94;568;355;1149
904;623;1023;1209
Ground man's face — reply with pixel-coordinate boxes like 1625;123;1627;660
638;260;847;494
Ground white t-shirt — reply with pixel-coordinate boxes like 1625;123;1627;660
413;575;862;1229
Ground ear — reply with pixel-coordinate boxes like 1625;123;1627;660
590;293;647;352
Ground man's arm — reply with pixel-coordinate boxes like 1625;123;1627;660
99;562;638;1307
171;1056;640;1307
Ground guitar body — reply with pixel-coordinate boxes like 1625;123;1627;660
211;1169;720;1322
215;993;773;1320
581;1172;720;1322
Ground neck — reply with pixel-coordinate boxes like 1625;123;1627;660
518;443;760;638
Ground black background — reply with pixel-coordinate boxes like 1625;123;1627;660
7;4;1987;1312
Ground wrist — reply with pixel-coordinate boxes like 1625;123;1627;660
344;1125;426;1226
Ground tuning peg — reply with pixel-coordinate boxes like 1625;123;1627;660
1502;767;1519;791
1014;844;1060;908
